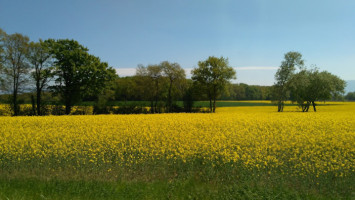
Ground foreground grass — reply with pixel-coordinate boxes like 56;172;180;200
1;174;351;200
1;157;353;199
0;178;303;200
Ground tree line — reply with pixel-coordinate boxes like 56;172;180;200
0;29;117;116
114;80;273;102
88;56;237;113
0;29;238;115
272;52;346;112
0;29;349;116
345;92;355;101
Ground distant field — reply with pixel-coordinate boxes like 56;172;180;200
0;102;354;199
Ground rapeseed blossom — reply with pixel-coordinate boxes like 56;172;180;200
0;102;354;178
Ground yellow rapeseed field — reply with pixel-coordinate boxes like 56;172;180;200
0;102;354;180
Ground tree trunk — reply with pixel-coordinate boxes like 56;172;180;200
312;101;316;112
209;98;212;113
31;94;36;115
154;90;158;113
150;100;154;113
13;71;19;116
65;97;72;115
278;101;284;112
65;105;71;115
167;80;173;112
36;89;41;115
36;79;41;115
305;102;310;112
154;79;159;113
13;91;18;116
302;104;306;112
213;98;216;113
155;99;158;113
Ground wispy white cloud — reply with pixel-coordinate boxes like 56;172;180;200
235;66;278;70
115;68;136;77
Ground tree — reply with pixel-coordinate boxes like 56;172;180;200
0;29;4;91
308;70;345;111
232;84;247;100
92;74;117;114
46;39;117;114
114;77;138;101
245;85;262;100
27;40;54;115
136;64;165;113
191;56;236;113
288;69;310;111
345;92;355;101
0;31;30;116
161;61;186;112
273;51;304;112
182;80;195;112
289;68;345;112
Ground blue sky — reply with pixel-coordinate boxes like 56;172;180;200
1;0;354;86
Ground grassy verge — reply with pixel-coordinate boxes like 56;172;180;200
0;160;353;200
0;176;347;200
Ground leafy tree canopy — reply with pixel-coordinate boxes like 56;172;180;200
192;56;236;112
46;39;117;114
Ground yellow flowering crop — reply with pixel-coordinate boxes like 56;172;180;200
0;102;354;179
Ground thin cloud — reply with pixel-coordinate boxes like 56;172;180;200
115;68;136;76
235;66;278;71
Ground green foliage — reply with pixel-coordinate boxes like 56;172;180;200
136;64;166;113
273;51;304;112
114;77;138;101
134;62;187;113
27;40;54;115
183;86;195;112
113;78;272;102
223;84;272;100
161;61;186;112
273;51;345;112
0;30;30;116
289;68;346;111
46;39;117;114
192;56;236;112
345;91;355;101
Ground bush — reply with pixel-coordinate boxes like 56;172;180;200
170;104;184;113
71;106;93;115
0;104;12;116
49;105;66;115
0;103;208;116
112;105;149;114
18;104;35;116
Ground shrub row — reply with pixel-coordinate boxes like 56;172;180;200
0;104;208;116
